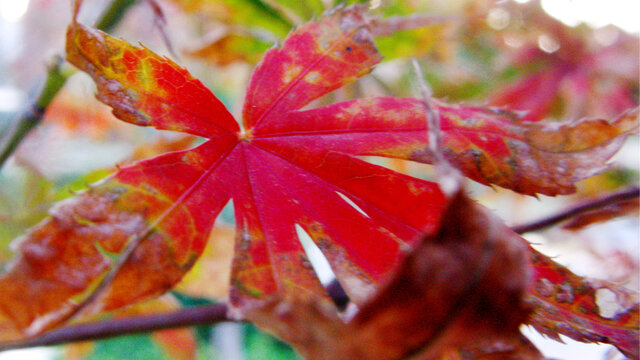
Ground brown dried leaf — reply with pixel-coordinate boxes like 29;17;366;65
247;190;543;360
524;108;639;153
0;190;194;340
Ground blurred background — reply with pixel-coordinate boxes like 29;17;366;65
0;0;638;359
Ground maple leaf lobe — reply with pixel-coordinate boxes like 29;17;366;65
66;21;238;139
243;5;382;131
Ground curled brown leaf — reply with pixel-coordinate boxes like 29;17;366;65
247;190;543;360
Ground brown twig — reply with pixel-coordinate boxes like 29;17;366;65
512;185;640;234
0;278;352;351
0;304;230;351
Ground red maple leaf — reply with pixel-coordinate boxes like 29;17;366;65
0;5;636;356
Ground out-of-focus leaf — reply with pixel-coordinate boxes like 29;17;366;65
166;0;292;37
176;225;234;300
173;0;458;64
187;32;272;66
374;25;444;59
243;323;301;360
247;190;543;360
476;0;640;122
369;9;457;60
79;333;173;360
127;135;197;163
42;90;124;139
260;0;325;23
63;341;95;360
0;166;56;264
13;86;144;180
151;328;198;360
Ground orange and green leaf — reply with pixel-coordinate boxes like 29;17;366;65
66;21;239;138
167;0;293;37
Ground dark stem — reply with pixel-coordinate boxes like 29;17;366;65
95;0;137;31
512;185;640;234
0;57;66;166
0;276;351;351
0;0;139;170
0;304;229;351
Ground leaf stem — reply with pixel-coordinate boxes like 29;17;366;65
512;185;640;234
0;304;230;351
0;0;139;170
412;58;461;196
0;278;352;351
0;57;66;167
95;0;137;31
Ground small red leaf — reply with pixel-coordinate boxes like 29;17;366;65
528;248;639;359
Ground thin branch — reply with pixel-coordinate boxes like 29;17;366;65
513;185;640;234
0;57;66;167
0;304;230;351
95;0;136;31
0;0;139;170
